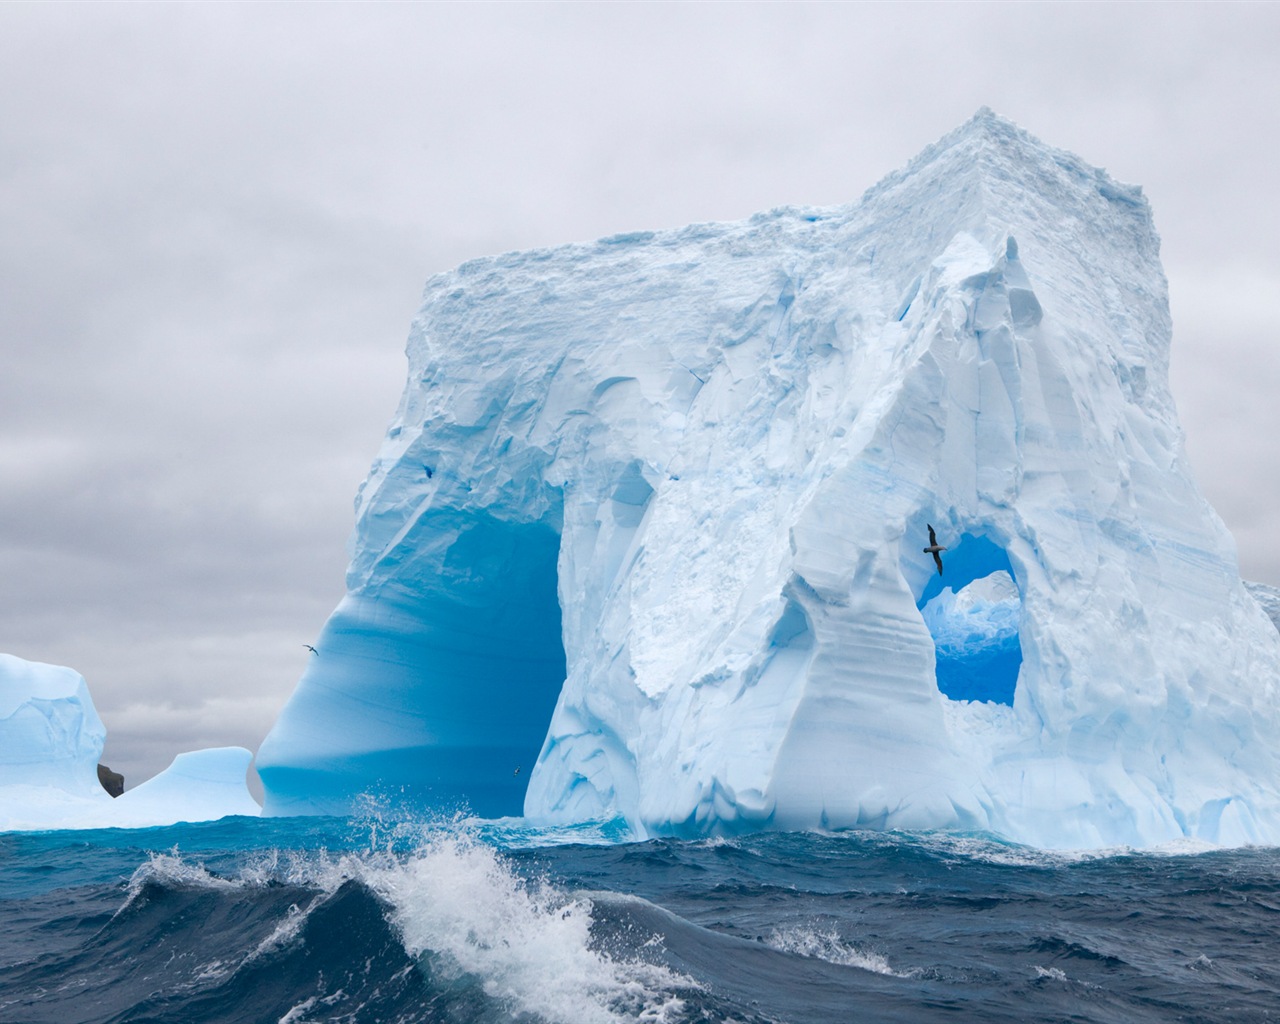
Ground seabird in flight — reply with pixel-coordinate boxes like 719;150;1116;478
923;524;947;576
303;644;318;656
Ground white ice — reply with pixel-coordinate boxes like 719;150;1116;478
257;109;1280;849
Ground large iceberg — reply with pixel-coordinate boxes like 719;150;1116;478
0;652;260;830
257;110;1280;849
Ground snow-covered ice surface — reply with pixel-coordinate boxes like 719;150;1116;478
0;652;260;830
257;109;1280;849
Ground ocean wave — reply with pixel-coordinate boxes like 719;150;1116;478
110;823;698;1024
7;818;1280;1024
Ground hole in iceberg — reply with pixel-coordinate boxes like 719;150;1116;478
916;535;1022;706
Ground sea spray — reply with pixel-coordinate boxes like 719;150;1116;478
363;828;692;1024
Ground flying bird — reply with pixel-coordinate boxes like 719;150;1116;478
303;644;318;656
513;766;522;777
923;524;947;576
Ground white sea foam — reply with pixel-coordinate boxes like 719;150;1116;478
119;850;244;912
364;829;693;1024
276;995;317;1024
276;988;348;1024
899;830;1198;867
907;831;1073;867
766;923;906;976
470;813;636;850
192;959;231;982
1141;837;1225;857
932;832;1234;863
246;901;311;961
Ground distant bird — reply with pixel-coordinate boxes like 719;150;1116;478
923;524;947;576
513;766;521;777
424;464;434;479
303;644;318;656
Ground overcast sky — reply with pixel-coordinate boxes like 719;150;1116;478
3;2;1278;788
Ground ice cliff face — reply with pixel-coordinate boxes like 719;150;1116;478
257;110;1280;849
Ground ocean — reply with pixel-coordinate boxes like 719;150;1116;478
1;816;1277;1023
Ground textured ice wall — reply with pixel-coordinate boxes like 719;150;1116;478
258;110;1280;848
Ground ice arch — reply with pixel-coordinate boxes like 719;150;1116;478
916;535;1023;706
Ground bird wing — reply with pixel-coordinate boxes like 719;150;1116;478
927;524;937;546
933;551;944;575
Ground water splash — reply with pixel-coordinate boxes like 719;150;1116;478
365;828;692;1024
766;923;907;976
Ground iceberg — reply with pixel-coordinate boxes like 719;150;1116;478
257;110;1280;849
110;747;262;828
0;652;113;828
0;652;260;830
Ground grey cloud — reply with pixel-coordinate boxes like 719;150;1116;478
2;3;1278;783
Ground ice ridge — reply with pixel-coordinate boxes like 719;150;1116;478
257;111;1280;850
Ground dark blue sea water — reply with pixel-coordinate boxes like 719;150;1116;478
1;816;1277;1023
